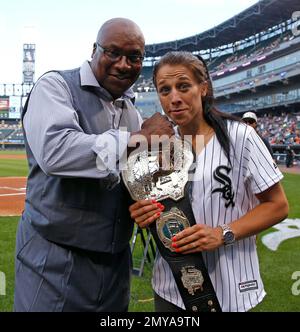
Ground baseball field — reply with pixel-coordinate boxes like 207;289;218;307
0;150;299;312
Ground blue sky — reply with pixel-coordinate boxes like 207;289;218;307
0;0;258;83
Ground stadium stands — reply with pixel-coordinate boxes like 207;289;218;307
255;112;300;164
144;0;299;56
0;129;14;141
0;120;24;149
1;0;299;162
130;0;300;166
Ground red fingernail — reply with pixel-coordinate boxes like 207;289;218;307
160;205;165;211
172;243;177;248
172;236;177;241
152;199;157;203
156;212;161;217
175;248;180;253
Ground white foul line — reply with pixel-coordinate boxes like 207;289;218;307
0;186;26;192
0;193;26;197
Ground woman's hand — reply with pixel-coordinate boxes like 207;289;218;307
171;224;223;254
129;199;165;228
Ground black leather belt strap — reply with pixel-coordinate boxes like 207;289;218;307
149;182;222;312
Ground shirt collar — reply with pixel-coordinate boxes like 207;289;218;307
79;60;135;103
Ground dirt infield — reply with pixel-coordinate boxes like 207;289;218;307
0;154;26;160
0;154;299;217
279;165;300;174
0;177;27;216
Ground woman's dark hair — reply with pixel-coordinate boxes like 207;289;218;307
153;51;240;164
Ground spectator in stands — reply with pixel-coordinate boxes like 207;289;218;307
14;17;174;312
129;51;288;312
285;145;295;168
242;111;274;159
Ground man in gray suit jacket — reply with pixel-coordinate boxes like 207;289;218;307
14;17;173;312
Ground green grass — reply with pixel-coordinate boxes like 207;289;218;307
129;233;155;312
0;173;299;312
0;159;28;177
252;233;300;312
0;217;19;312
0;219;155;312
281;173;300;218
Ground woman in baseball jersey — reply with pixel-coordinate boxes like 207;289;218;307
129;51;289;312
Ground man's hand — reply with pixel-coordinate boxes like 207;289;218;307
130;113;175;149
141;113;174;140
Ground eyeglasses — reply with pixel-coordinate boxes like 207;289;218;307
96;43;145;65
243;119;256;125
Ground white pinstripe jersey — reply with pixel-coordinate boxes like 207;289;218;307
152;120;283;312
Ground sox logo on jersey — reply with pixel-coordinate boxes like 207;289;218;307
212;165;235;208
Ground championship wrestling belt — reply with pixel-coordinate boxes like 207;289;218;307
122;137;222;312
